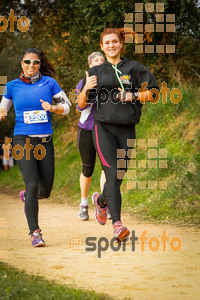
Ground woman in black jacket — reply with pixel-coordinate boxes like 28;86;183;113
78;28;159;242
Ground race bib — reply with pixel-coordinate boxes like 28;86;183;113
24;110;48;124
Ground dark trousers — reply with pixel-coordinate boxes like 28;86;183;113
13;135;54;234
77;127;96;178
93;121;135;224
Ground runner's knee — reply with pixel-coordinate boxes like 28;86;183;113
82;164;95;177
106;176;122;186
26;182;39;197
39;189;51;199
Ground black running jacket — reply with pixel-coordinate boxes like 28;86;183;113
81;57;159;126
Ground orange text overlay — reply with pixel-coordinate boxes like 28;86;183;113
69;81;182;105
1;138;46;161
69;230;181;258
0;9;30;33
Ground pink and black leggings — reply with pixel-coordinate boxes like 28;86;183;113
93;121;135;224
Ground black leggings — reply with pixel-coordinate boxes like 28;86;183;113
13;135;54;234
93;121;135;224
77;127;96;178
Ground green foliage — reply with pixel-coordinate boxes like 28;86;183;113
51;0;200;85
0;0;199;85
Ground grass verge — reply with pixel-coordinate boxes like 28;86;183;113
0;262;111;300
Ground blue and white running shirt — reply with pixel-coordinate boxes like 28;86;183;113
3;76;62;136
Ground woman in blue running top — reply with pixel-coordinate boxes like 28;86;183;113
0;48;71;247
76;52;110;221
78;28;159;242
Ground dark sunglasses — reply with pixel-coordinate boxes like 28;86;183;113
23;59;40;65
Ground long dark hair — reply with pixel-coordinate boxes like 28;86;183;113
22;48;56;78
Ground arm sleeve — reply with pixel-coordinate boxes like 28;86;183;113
0;96;13;113
76;79;84;92
138;65;159;91
53;90;71;115
3;82;12;100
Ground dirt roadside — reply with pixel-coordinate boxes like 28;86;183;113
0;192;199;300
